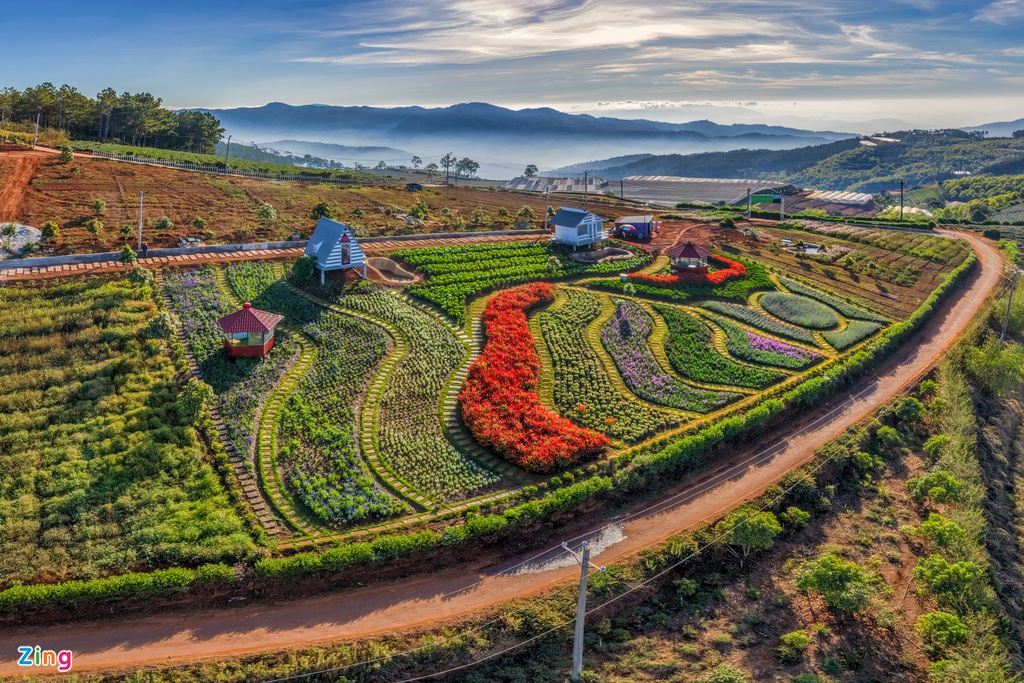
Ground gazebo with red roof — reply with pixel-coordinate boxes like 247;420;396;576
216;302;284;358
666;241;710;273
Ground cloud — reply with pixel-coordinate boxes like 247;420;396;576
296;0;783;65
974;0;1024;23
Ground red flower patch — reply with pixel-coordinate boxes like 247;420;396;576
459;282;609;472
630;254;746;287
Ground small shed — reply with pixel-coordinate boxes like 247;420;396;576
549;207;606;250
304;217;367;284
405;182;424;192
217;302;284;358
666;241;710;272
614;215;658;240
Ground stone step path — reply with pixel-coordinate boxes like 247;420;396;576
281;282;434;511
213;265;316;536
635;299;758;396
255;337;319;535
154;271;283;536
749;289;836;355
393;291;524;483
585;292;696;416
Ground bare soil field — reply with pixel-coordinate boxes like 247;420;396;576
0;152;611;254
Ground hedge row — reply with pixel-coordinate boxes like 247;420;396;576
0;254;974;619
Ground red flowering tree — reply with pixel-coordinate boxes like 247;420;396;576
459;282;609;472
630;254;746;287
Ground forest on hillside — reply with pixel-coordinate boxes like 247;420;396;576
0;82;223;153
591;130;1024;193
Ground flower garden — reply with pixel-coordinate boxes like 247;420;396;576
0;212;984;625
137;236;917;542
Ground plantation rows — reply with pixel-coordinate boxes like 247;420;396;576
335;291;500;501
154;242;891;534
397;240;647;323
599;299;740;412
0;279;254;588
164;268;299;461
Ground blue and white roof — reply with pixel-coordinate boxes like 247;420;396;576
304;217;366;271
550;206;602;229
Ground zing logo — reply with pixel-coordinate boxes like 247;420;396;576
17;646;73;672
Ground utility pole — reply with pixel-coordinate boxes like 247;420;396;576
224;135;232;174
137;192;144;250
562;540;607;682
899;179;905;221
32;113;40;149
1002;267;1022;343
620;178;624;200
584;171;588;205
780;195;785;222
746;188;751;220
544;187;550;233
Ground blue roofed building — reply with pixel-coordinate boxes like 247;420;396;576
549;207;606;249
303;217;367;284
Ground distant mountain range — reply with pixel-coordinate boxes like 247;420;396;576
192;102;855;177
963;117;1024;139
569;130;1024;193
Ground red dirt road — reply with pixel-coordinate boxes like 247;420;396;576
0;230;1002;678
0;155;43;222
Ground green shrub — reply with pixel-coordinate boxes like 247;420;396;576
700;663;750;683
795;552;876;616
907;471;962;504
777;629;812;664
916;611;969;656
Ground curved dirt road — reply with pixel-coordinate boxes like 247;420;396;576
0;155;43;222
0;229;1003;677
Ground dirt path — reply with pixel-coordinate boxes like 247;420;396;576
0;156;42;222
0;229;1001;678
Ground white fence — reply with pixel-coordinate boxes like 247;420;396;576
89;151;381;186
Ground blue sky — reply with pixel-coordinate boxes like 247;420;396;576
6;0;1024;127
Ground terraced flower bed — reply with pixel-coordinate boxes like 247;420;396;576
461;283;609;472
822;320;884;351
540;289;681;442
163;267;297;460
699;300;817;345
707;314;822;370
226;261;281;303
592;255;773;304
338;291;499;500
600;299;740;411
397;240;647;323
654;305;787;390
758;292;840;330
780;276;888;323
277;310;400;525
629;254;746;286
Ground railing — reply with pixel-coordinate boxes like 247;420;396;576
88;151;387;186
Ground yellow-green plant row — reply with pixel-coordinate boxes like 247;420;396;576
0;278;255;589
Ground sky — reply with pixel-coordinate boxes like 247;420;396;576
6;0;1024;130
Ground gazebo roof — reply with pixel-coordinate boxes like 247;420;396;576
217;302;284;334
666;241;710;260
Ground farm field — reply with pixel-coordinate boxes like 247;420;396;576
729;222;970;319
0;152;593;255
0;277;255;589
0;221;976;588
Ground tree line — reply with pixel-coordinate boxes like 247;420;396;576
0;82;224;153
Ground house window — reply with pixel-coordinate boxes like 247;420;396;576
577;224;587;236
341;243;351;265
